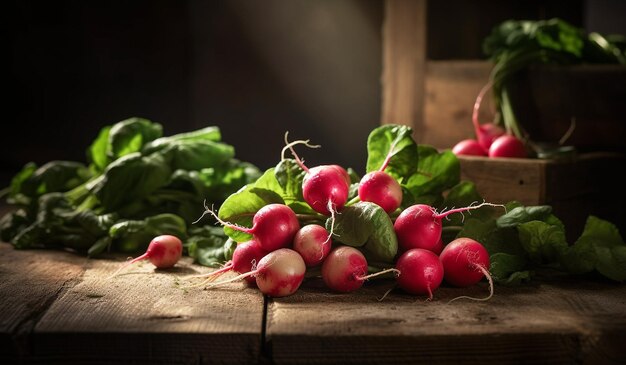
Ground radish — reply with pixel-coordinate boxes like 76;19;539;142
488;134;527;158
199;203;300;252
187;240;268;286
395;248;444;300
329;164;351;186
452;139;487;156
394;202;501;253
358;140;403;214
431;238;444;255
293;224;332;267
109;235;182;278
207;248;306;297
440;237;494;302
321;246;399;293
282;134;350;217
473;82;505;152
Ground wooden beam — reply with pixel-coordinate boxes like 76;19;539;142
381;0;427;137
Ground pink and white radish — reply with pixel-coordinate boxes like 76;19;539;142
473;82;505;152
109;235;183;278
200;203;300;252
293;224;332;267
188;240;268;286
394;202;501;253
395;248;444;300
452;139;487;156
358;140;403;214
207;248;306;297
488;134;527;158
321;246;399;293
440;237;494;302
282;134;350;217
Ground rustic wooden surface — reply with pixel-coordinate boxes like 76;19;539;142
267;275;626;365
0;243;264;365
2;243;626;364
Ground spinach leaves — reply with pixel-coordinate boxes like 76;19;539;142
1;117;260;260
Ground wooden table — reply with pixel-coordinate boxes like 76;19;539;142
1;243;625;365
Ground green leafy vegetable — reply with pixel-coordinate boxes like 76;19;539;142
1;117;259;265
483;18;626;139
326;202;398;263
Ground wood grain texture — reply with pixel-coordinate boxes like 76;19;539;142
0;243;86;361
459;153;626;239
381;0;426;135
30;255;264;365
266;276;626;365
423;61;492;148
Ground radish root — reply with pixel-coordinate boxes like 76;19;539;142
193;201;253;234
446;265;494;304
282;132;320;172
356;268;400;281
107;254;147;279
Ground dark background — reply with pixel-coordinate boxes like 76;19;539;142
3;0;626;187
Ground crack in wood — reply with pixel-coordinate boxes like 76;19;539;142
11;275;84;361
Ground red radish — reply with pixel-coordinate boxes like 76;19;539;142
207;248;306;297
431;238;444;255
293;224;332;267
109;235;182;278
395;248;444;300
488;134;527;158
321;246;399;293
394;202;502;253
188;240;268;286
358;140;403;213
329;164;351;186
473;82;505;151
282;134;349;216
452;139;487;156
440;237;494;302
199;203;300;252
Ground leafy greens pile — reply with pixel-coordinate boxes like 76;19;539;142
0;117;260;262
483;18;626;139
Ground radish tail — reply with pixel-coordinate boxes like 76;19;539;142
282;132;320;173
193;201;254;234
434;201;505;220
205;270;257;289
325;200;337;243
377;284;397;302
447;265;494;304
356;268;400;282
107;253;148;279
185;261;234;280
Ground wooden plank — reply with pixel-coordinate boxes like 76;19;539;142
381;0;427;136
423;60;492;148
458;155;546;206
29;256;264;365
0;243;86;361
266;276;626;364
459;153;626;239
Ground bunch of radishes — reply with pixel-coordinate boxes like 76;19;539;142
452;82;527;158
184;134;497;300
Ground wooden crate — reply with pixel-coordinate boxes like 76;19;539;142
459;153;626;240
